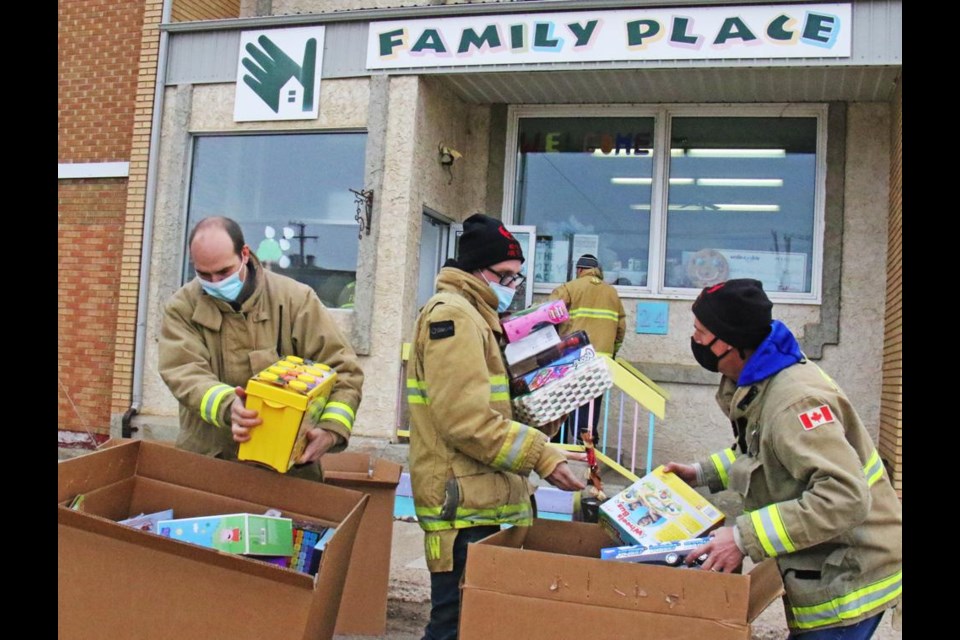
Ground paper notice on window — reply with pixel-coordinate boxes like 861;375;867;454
682;249;807;292
571;234;600;265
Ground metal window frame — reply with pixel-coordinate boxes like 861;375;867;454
503;103;827;304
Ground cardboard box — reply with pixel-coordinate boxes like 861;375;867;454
598;466;725;547
58;440;368;640
321;452;403;636
460;519;784;640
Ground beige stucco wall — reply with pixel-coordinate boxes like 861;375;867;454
139;66;892;466
358;76;493;439
139;78;371;428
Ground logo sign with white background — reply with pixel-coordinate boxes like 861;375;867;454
235;26;325;122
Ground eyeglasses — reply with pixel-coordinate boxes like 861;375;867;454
485;268;526;288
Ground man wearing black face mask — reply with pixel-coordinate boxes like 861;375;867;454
665;279;901;640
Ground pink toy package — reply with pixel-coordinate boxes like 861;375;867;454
501;300;569;343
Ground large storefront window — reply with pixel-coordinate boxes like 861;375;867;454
185;133;366;308
515;117;655;287
510;108;823;300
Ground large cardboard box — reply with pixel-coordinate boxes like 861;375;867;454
460;519;784;640
58;440;368;640
321;452;403;636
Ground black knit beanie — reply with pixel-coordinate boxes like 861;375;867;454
576;254;600;269
692;279;773;349
456;213;524;271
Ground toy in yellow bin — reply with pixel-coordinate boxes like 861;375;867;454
238;355;337;473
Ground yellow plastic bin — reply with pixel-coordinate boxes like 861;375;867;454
239;357;337;472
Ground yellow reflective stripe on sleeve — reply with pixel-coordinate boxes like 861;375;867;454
569;308;620;322
406;379;429;405
320;401;355;432
596;351;613;358
489;375;510;402
750;504;796;557
492;421;538;473
790;571;902;630
862;449;885;487
710;448;737;489
200;384;233;427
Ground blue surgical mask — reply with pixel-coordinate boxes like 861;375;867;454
199;261;245;302
489;281;516;313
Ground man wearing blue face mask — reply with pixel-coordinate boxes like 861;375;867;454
407;213;584;640
158;216;363;481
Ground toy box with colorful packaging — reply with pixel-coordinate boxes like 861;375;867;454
510;344;600;395
239;355;337;472
511;349;612;427
501;299;568;342
157;513;294;556
600;536;711;567
504;325;561;365
507;330;589;378
598;465;725;547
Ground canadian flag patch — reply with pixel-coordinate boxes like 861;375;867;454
798;405;835;430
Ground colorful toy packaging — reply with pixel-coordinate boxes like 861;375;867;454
503;325;561;366
598;466;725;547
157;513;294;556
600;537;712;567
510;344;599;395
507;330;589;378
239;355;337;473
511;355;612;426
501;299;568;343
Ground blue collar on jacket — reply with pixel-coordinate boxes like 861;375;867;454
738;320;804;386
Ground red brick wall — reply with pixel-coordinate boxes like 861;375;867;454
880;74;902;498
58;0;145;163
59;180;128;434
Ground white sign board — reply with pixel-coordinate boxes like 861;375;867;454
235;26;325;122
367;4;851;70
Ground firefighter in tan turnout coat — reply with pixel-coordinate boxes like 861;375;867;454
666;279;901;639
159;216;363;481
408;214;584;640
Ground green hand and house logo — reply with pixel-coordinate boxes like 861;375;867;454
234;26;325;122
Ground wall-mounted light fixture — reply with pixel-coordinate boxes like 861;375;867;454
439;144;462;184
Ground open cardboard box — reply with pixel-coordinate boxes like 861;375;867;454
58;440;368;640
461;519;784;640
320;452;402;636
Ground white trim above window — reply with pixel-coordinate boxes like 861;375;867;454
503;104;826;304
58;162;131;179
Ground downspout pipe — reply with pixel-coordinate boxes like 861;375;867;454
124;0;173;437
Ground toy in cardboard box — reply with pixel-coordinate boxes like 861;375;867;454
511;352;612;427
239;355;337;473
501;299;568;343
600;537;712;567
599;466;725;547
157;513;294;556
